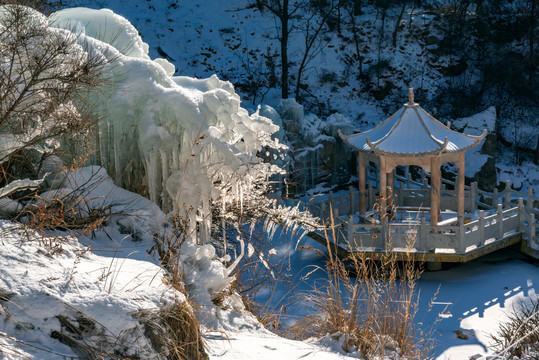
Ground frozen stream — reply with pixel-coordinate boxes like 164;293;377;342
251;231;539;360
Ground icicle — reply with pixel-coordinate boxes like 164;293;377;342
240;183;244;216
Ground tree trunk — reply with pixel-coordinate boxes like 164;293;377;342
534;136;539;165
353;0;362;15
280;0;289;99
392;2;406;47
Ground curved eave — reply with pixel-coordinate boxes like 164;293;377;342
338;128;372;152
339;127;487;156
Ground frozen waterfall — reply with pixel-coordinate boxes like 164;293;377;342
47;7;285;243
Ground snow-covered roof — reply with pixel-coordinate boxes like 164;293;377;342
340;89;486;156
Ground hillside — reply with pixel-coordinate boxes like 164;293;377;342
57;0;538;193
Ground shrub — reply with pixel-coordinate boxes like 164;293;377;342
0;3;109;192
489;296;539;359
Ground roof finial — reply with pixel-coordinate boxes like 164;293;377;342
408;88;414;105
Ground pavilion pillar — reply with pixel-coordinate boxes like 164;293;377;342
380;156;387;215
358;153;366;215
457;152;465;220
430;156;441;226
387;167;394;210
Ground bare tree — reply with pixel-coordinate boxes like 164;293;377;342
257;0;306;99
294;2;336;100
0;4;110;186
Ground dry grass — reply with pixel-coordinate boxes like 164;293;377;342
139;302;208;360
489;296;539;359
285;207;436;359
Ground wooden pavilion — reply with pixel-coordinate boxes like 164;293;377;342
339;88;486;225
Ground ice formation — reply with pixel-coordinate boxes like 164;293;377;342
275;99;356;193
46;7;286;244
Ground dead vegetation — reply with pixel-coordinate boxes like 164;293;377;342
139;303;208;360
284;208;437;359
489;296;539;359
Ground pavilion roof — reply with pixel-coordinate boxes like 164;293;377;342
340;89;486;156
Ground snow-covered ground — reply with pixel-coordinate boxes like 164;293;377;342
247;226;538;360
0;2;537;360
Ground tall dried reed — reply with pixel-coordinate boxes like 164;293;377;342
286;206;436;359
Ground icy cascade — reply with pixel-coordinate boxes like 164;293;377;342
47;8;286;243
276;99;356;193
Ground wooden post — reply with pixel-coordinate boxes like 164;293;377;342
430;157;441;226
358;153;366;215
527;187;534;214
504;180;511;208
368;181;374;210
478;210;485;246
497;204;503;238
458;152;465;219
380;156;387;216
518;198;525;232
387;168;394;211
471;182;478;213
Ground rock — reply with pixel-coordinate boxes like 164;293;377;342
425;34;441;45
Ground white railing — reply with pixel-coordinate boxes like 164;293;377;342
309;177;538;253
342;203;526;254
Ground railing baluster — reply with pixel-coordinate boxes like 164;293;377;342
347;216;353;245
530;213;536;248
497;204;503;238
527;187;533;214
349;185;354;214
504;180;511;208
518;198;525;232
479;210;485;246
458;216;465;252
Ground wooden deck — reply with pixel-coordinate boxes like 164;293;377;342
308;174;539;263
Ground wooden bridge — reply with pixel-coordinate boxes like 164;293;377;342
308;173;539;265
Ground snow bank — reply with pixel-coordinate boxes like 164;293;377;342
0;219;178;359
